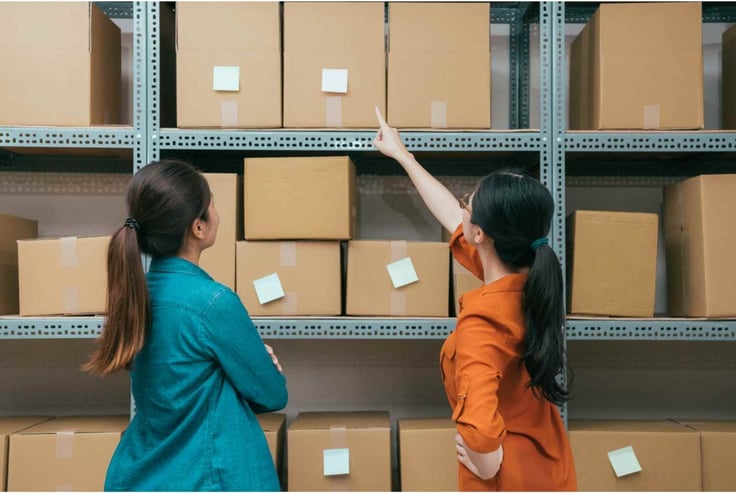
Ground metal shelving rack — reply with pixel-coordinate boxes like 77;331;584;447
1;4;735;357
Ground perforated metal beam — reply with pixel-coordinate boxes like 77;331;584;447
566;132;736;151
0;128;134;148
159;130;541;151
567;320;736;340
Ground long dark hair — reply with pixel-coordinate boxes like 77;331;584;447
84;159;211;375
470;168;569;405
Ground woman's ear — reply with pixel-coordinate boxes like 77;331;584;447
191;218;205;240
472;224;485;244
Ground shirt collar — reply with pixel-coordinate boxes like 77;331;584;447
482;272;527;294
148;256;213;280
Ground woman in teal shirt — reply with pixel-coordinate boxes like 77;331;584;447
85;159;287;491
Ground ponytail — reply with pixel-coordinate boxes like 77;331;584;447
83;225;150;375
522;243;569;405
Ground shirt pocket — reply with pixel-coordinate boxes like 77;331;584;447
440;336;457;383
452;373;471;422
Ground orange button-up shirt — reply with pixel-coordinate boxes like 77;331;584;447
442;226;577;491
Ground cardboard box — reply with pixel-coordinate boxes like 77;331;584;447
257;413;286;476
176;2;281;128
388;3;491;129
346;241;449;317
398;418;457;492
569;2;703;130
0;2;120;126
665;174;736;317
451;259;483;316
18;236;109;316
0;417;50;492
236;241;341;316
677;421;736;491
0;215;37;315
7;416;128;492
568;420;702;491
284;3;385;128
200;173;242;290
244;156;357;240
567;211;658;317
287;411;391;492
723;24;736;129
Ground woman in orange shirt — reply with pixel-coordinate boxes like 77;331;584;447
373;108;576;491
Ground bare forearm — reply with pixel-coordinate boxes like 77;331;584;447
395;150;462;233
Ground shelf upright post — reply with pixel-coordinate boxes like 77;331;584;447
540;0;568;424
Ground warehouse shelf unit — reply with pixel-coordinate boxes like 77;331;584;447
2;1;736;425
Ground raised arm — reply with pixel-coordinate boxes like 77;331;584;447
373;107;462;233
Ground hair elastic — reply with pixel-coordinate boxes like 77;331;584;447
124;217;140;232
531;237;548;251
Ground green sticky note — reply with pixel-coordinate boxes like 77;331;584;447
386;257;419;289
608;446;642;477
323;448;350;476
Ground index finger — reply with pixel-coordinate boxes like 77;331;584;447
375;105;388;128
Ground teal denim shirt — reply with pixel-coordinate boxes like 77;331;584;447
105;257;288;491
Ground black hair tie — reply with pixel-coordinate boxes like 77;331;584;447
124;217;140;232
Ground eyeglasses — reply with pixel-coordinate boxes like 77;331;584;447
458;192;472;213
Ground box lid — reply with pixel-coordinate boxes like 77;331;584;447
570;420;698;434
399;418;454;431
257;413;286;433
284;2;384;52
389;3;489;53
290;411;390;431
17;416;129;435
678;421;736;434
0;417;51;436
177;2;280;51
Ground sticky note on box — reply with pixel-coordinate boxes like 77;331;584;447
386;257;419;289
253;273;285;304
323;448;350;476
608;446;642;477
321;69;348;93
213;66;240;92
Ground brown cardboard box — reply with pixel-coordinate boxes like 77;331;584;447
665;174;736;317
0;3;120;126
244;156;357;240
201;173;242;290
257;413;286;476
7;416;128;492
567;211;658;317
176;2;281;128
398;418;457;492
388;3;491;129
569;420;702;491
287;411;391;492
236;241;341;316
452;259;483;316
723;24;736;129
0;417;50;492
677;421;736;491
346;241;449;317
569;2;703;130
0;215;37;315
18;236;109;316
284;3;385;128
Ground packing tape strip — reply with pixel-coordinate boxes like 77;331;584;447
329;425;350;491
63;287;80;314
280;242;297;267
221;101;239;127
60;237;78;268
643;105;660;130
390;291;407;316
390;241;409;315
390;241;407;262
325;96;343;127
56;429;75;460
431;101;448;129
281;291;299;316
56;484;73;491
